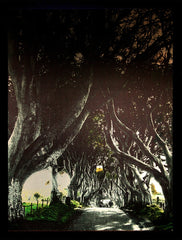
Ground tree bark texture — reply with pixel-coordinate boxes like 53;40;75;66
8;178;24;222
50;164;61;204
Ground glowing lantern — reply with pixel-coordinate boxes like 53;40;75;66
96;165;103;173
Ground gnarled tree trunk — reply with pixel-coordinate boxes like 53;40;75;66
50;164;61;204
8;178;24;222
8;64;92;221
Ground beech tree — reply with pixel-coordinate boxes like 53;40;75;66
8;10;93;221
104;94;172;216
50;164;63;204
62;151;86;201
79;103;154;207
56;112;107;203
86;110;152;207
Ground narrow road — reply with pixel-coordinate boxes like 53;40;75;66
67;207;154;231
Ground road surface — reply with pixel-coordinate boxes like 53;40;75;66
67;207;154;231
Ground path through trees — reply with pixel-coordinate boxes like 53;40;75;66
67;207;154;231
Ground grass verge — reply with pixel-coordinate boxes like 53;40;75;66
122;203;173;231
8;200;83;231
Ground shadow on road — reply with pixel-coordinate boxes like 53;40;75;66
67;207;154;231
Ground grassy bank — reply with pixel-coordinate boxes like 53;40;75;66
23;202;49;216
122;203;173;231
8;200;83;231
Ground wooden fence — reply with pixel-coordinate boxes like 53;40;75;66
23;198;50;216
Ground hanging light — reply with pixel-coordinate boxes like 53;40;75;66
96;165;103;173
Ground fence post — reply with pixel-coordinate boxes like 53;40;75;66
30;203;33;214
42;199;44;208
23;205;26;216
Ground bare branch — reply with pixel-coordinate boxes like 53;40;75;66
107;99;168;177
104;112;168;186
149;112;172;168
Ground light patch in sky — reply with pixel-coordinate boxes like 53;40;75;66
22;167;70;202
141;172;163;194
150;177;163;194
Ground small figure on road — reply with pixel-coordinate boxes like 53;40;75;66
109;201;113;208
